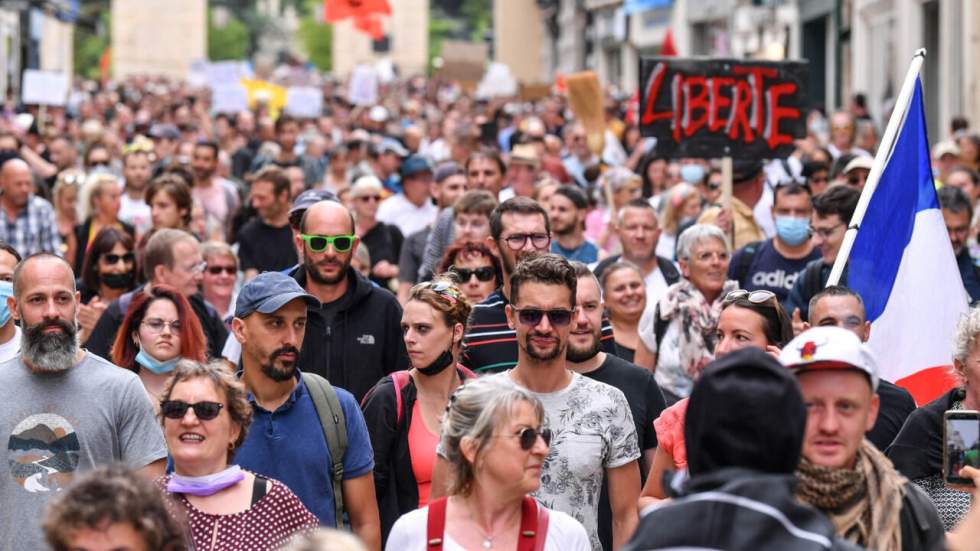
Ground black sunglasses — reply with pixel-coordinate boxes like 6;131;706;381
514;308;574;327
207;265;236;275
452;266;496;282
517;427;552;451
160;400;224;421
103;252;135;265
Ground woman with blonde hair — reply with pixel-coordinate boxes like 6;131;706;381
655;183;702;261
73;171;134;271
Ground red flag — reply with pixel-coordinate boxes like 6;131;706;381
354;15;385;40
323;0;391;23
660;28;677;56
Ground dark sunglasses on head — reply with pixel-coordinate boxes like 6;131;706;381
514;307;574;327
207;265;236;275
103;252;135;265
723;289;777;306
451;266;495;282
517;427;552;451
300;234;356;253
160;400;224;421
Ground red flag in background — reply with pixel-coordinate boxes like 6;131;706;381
354;15;385;40
660;28;677;56
323;0;391;23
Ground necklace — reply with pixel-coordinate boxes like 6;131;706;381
464;499;497;549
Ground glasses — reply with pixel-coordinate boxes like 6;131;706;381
179;261;207;274
705;182;721;191
724;289;777;306
357;195;381;203
160;400;223;421
300;234;356;253
502;233;550;251
142;318;182;334
811;223;844;239
207;265;236;275
514;427;552;451
451;266;495;282
514;308;574;327
419;280;461;305
847;176;866;186
102;252;135;265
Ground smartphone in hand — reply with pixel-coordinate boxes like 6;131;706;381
944;410;980;485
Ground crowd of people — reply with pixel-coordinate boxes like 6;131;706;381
4;72;980;551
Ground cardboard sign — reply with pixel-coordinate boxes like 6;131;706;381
285;86;324;118
638;57;808;159
438;40;487;83
21;70;69;106
565;71;605;155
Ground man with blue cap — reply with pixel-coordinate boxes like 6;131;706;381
377;154;438;237
231;271;380;549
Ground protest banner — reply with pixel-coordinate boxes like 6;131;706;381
348;64;379;106
22;70;69;106
211;82;249;114
437;41;488;86
638;57;808;159
285;86;324;118
565;71;605;155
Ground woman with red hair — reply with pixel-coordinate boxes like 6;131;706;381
111;285;207;405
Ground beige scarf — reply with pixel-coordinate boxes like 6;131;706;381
796;440;906;551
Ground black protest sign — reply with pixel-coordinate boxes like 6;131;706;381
638;57;808;159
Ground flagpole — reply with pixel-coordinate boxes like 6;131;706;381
827;49;927;286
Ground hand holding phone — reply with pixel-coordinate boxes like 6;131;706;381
944;410;980;486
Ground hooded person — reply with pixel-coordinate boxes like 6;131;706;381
622;347;862;551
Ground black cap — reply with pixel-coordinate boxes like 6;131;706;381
732;160;764;183
685;347;805;476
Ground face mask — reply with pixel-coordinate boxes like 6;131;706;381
775;216;811;246
0;281;12;327
680;164;705;184
102;272;134;290
136;347;180;374
168;465;245;496
415;338;455;377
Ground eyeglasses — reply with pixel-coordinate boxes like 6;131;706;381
160;400;224;421
514;427;552;451
300;234;356;253
502;233;550;251
705;182;721;191
180;261;207;274
723;289;777;306
811;223;845;239
142;318;182;334
514;308;574;327
451;265;495;282
206;265;236;275
357;195;381;203
103;252;135;265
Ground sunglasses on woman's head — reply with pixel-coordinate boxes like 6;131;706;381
451;266;495;282
723;289;777;306
160;400;224;421
300;234;356;253
103;252;135;265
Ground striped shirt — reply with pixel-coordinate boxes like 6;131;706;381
461;288;616;374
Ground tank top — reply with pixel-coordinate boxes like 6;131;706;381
408;399;440;507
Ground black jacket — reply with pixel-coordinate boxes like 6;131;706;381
84;286;228;361
289;265;408;401
623;468;864;551
360;368;474;544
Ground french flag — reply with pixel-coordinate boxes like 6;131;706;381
846;77;969;404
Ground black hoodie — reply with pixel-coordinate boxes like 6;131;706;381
289;265;409;401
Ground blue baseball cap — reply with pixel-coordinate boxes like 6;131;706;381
400;155;434;179
235;272;319;318
289;189;338;216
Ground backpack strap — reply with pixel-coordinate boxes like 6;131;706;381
426;496;449;550
391;370;412;425
653;303;669;352
803;261;825;300
656;256;681;286
301;372;348;528
732;240;764;287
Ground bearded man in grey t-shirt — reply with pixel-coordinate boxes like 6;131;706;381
0;254;168;551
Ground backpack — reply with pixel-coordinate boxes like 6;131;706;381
301;372;348;528
390;367;476;425
652;303;669;353
730;240;765;287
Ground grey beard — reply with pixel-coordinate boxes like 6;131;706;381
21;320;80;373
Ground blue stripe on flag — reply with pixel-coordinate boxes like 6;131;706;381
848;80;937;322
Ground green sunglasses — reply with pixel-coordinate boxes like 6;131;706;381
300;234;357;253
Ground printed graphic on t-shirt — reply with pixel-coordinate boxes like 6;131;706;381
8;413;80;493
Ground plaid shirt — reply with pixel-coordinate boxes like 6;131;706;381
0;195;63;258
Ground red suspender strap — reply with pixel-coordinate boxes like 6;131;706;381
391;371;410;425
426;497;449;550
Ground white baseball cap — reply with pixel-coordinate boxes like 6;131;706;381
779;326;879;391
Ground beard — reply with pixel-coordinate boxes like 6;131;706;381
566;330;602;362
304;252;350;285
260;346;301;382
522;331;564;362
22;318;79;373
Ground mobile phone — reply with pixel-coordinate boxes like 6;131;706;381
944;410;980;485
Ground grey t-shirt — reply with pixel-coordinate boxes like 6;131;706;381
0;352;167;550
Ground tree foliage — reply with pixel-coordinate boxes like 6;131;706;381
208;9;251;61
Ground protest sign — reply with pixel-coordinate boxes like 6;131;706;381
22;70;69;106
638;57;808;159
438;41;487;85
210;82;249;114
285;86;324;118
348;64;379;106
565;71;605;155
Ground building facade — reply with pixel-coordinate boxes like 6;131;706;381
330;0;429;78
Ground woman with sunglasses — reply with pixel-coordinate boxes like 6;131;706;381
638;288;793;506
438;240;503;305
351;175;403;289
73;172;134;273
599;261;646;363
386;375;589;550
78;227;138;345
159;360;317;550
361;277;477;544
201;241;240;327
111;285;208;406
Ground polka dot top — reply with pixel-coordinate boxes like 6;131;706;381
159;473;318;551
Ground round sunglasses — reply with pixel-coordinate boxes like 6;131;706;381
160;400;224;421
512;427;552;451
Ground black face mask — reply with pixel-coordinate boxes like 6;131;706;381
102;272;135;290
415;339;456;377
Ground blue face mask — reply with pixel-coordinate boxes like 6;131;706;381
775;216;811;246
0;281;12;327
136;348;180;374
680;164;706;184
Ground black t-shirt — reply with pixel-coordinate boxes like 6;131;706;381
582;353;666;551
236;218;298;273
869;379;917;451
361;222;404;288
728;239;821;303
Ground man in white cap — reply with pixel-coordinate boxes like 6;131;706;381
781;326;942;551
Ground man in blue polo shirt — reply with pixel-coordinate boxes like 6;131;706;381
231;272;380;549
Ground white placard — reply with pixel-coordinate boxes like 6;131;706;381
285;87;323;118
475;63;517;99
205;61;251;87
211;82;249;114
22;70;69;106
347;64;379;106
